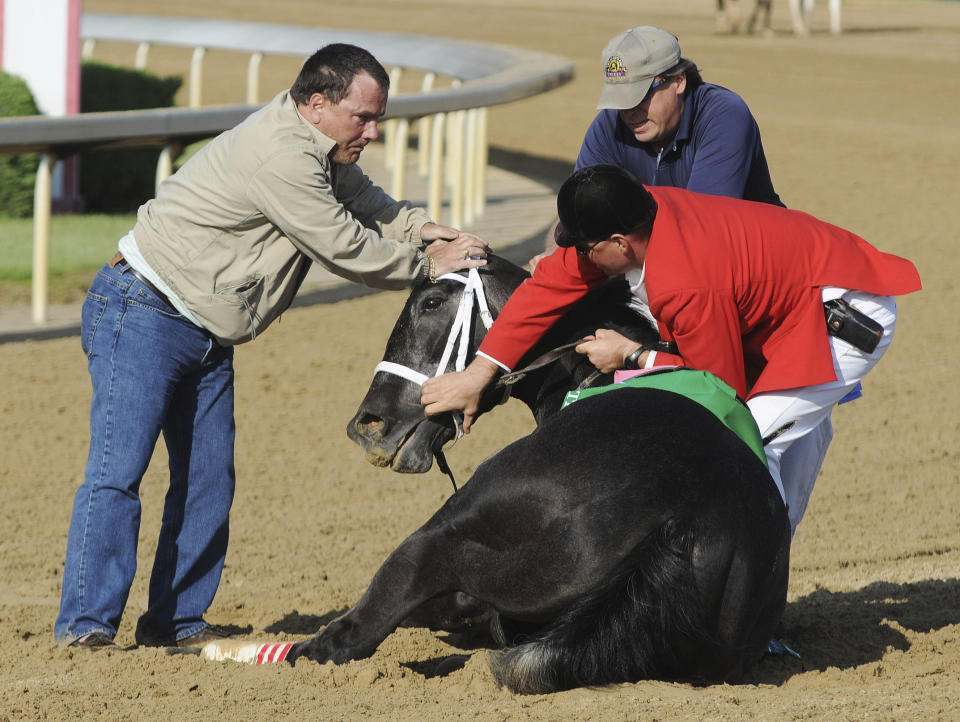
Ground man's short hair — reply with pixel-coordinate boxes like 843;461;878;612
290;43;390;105
555;164;658;247
663;57;704;95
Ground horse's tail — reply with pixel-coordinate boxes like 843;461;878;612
487;518;724;695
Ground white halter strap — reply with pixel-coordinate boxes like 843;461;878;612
372;267;493;386
372;267;494;444
372;361;428;386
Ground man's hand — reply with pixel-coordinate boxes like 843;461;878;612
421;357;499;434
575;329;646;373
421;223;490;276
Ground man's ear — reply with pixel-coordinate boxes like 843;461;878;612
674;73;687;95
610;233;630;253
301;92;327;122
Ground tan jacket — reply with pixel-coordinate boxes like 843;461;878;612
133;91;431;345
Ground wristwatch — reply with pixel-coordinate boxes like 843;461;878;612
624;346;645;370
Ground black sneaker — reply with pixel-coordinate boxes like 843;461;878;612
138;624;232;648
68;632;116;650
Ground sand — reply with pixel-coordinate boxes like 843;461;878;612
1;1;958;719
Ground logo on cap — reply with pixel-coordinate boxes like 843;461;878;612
604;56;627;79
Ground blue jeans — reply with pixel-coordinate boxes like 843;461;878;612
55;262;236;644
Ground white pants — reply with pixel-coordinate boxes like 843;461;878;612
747;290;899;534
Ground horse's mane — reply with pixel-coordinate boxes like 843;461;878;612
477;255;661;424
479;254;659;350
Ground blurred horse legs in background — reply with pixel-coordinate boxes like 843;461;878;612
716;0;774;36
717;0;841;36
787;0;842;35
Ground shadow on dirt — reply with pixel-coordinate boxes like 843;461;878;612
261;578;958;686
266;608;350;635
749;577;960;684
403;653;472;679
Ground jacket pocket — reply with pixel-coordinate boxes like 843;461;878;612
219;276;265;339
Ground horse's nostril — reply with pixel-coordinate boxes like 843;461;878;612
356;412;386;438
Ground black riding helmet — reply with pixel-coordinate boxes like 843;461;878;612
555;164;658;247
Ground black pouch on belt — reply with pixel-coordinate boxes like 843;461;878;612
823;298;883;353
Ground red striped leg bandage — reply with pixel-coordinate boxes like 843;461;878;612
199;639;294;664
256;642;293;664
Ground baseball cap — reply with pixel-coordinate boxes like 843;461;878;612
555;165;658;247
596;26;681;110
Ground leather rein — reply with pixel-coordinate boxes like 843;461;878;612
371;268;676;492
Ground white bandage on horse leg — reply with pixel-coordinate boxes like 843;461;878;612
199;639;293;664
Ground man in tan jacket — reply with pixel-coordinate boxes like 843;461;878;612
55;43;489;651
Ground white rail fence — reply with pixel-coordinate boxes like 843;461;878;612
0;13;574;324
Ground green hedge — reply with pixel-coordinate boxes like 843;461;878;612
79;61;182;212
0;72;41;218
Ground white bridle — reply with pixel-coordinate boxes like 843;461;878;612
372;267;494;447
373;267;494;388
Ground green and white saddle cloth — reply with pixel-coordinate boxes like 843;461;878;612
562;367;767;467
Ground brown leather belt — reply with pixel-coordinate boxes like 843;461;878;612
108;251;174;309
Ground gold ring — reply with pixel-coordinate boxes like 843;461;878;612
463;249;470;259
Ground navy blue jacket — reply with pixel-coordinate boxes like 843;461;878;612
576;83;783;207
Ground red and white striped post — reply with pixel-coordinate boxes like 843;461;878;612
1;0;82;323
0;0;82;209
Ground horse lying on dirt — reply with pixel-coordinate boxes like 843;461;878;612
285;255;791;693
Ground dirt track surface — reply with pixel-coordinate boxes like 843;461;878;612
2;1;959;719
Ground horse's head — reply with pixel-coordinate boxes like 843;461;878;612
347;255;526;473
347;253;662;473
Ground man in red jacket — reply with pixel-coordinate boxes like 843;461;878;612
421;165;921;532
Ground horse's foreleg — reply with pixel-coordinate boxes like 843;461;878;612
828;0;841;34
762;0;773;36
787;0;810;35
286;528;458;666
747;0;773;35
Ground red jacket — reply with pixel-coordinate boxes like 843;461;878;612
478;186;921;399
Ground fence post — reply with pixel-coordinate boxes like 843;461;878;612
31;153;55;325
155;141;181;193
246;52;262;104
427;112;446;222
463;108;477;225
390;118;410;201
449;109;466;228
445;79;462;182
134;42;150;70
383;67;403;169
189;47;206;107
473;108;488;216
417;73;436;176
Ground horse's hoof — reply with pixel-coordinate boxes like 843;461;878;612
285;641;306;665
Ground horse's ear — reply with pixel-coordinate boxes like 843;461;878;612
480;254;529;310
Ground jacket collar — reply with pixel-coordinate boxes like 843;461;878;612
283;90;338;157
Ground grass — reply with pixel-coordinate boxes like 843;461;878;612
0;140;210;307
0;213;136;305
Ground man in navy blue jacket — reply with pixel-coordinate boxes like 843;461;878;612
579;26;781;205
537;26;782;262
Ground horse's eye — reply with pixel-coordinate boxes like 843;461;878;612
422;296;444;311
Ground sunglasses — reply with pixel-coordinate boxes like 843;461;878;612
575;239;605;257
634;76;672;107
